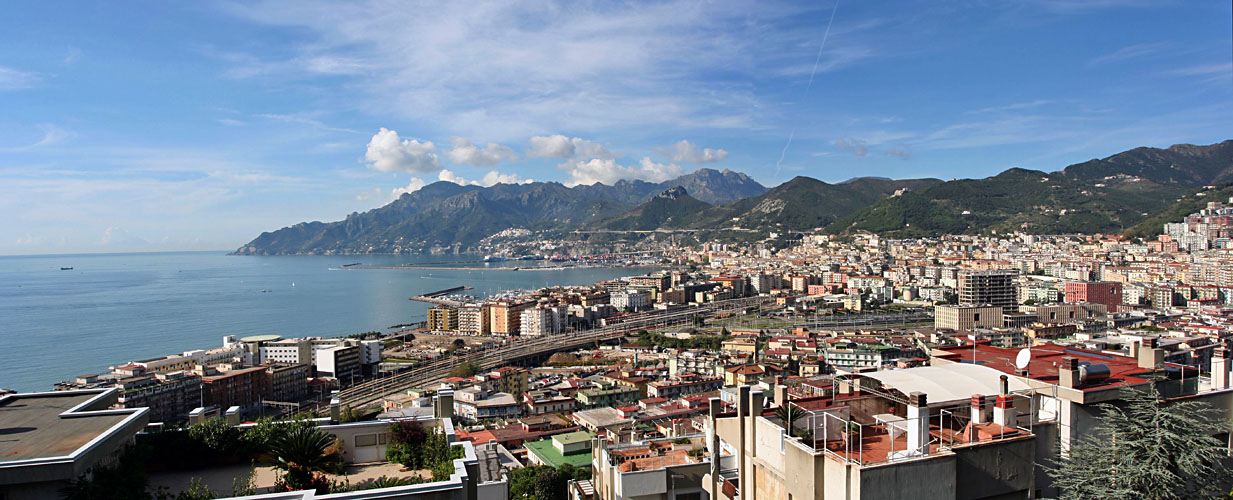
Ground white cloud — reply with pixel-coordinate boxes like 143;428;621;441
445;137;518;166
834;137;869;157
0;65;41;90
364;128;443;174
2;124;73;152
527;135;614;160
212;1;836;139
438;169;532;187
391;177;428;198
657;140;727;163
559;157;682;187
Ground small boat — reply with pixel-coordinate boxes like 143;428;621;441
60;267;73;270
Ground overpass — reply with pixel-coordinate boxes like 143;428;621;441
338;296;768;408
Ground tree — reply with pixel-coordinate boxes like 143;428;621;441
449;360;482;378
270;426;343;493
188;418;243;459
509;465;591;500
1045;383;1231;499
774;403;807;437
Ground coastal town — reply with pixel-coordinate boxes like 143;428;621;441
6;199;1233;498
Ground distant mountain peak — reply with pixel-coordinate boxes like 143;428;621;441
657;186;689;199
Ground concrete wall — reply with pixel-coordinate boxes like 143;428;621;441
854;454;956;500
952;436;1035;500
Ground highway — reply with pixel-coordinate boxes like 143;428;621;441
338;295;769;408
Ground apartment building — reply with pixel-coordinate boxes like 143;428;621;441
959;269;1018;312
427;305;459;331
934;304;1003;331
490;300;533;336
458;303;490;335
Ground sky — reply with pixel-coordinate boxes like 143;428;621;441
1;1;1230;255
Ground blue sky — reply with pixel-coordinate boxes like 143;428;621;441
1;0;1230;254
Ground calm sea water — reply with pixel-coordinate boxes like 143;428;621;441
0;251;651;392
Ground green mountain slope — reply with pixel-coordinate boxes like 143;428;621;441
828;169;1191;237
1124;184;1233;238
588;187;713;231
680;176;942;231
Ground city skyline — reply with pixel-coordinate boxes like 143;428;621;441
2;1;1231;254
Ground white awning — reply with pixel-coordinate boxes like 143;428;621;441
848;363;1031;404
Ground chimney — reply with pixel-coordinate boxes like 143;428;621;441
329;396;341;423
435;388;455;420
1059;356;1080;389
774;384;788;409
970;394;986;424
1213;348;1232;391
1138;337;1164;370
993;376;1016;428
188;407;206;425
225;406;241;426
906;391;929;456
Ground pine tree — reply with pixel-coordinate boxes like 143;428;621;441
1045;382;1230;499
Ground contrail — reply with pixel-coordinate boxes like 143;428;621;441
807;0;840;91
774;131;795;177
775;0;840;179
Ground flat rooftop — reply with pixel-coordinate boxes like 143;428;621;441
526;439;591;468
934;343;1196;391
0;392;127;462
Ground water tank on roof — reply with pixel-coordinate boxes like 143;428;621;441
1078;361;1111;385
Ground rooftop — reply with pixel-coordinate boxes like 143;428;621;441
0;391;139;463
526;438;592;469
553;430;593;446
934;343;1196;392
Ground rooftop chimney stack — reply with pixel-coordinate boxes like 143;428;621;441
993;376;1016;428
1059;356;1080;388
906;391;929;456
1138;337;1164;370
1213;348;1231;391
970;394;986;424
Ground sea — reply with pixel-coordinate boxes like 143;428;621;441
0;251;654;392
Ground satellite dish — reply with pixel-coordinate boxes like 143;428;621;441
1015;348;1032;371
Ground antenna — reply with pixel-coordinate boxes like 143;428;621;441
1015;348;1032;373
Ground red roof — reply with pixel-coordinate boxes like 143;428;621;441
934;343;1196;392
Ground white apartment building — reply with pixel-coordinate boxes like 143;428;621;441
520;306;566;336
458;304;488;335
611;290;651;311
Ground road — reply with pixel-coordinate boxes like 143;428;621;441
338;295;768;408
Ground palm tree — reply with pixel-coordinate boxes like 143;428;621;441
774;402;806;438
270;425;340;491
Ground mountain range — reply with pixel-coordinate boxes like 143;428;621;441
233;141;1233;255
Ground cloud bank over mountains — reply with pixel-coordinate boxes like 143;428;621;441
367;128;723;194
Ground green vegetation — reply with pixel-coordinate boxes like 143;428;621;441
508;464;592;500
775;403;807;438
829;168;1190;237
633;332;728;350
269;425;345;493
449;360;483;378
1045;383;1232;499
385;420;460;481
589;187;713;231
1123;183;1233;238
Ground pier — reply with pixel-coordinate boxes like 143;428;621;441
409;285;473;307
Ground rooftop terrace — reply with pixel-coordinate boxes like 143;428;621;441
0;391;129;462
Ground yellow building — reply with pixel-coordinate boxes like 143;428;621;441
426;305;459;332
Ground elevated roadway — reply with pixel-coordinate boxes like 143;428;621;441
339;296;767;408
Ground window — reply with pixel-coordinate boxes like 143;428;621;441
355;434;377;447
378;433;389;445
